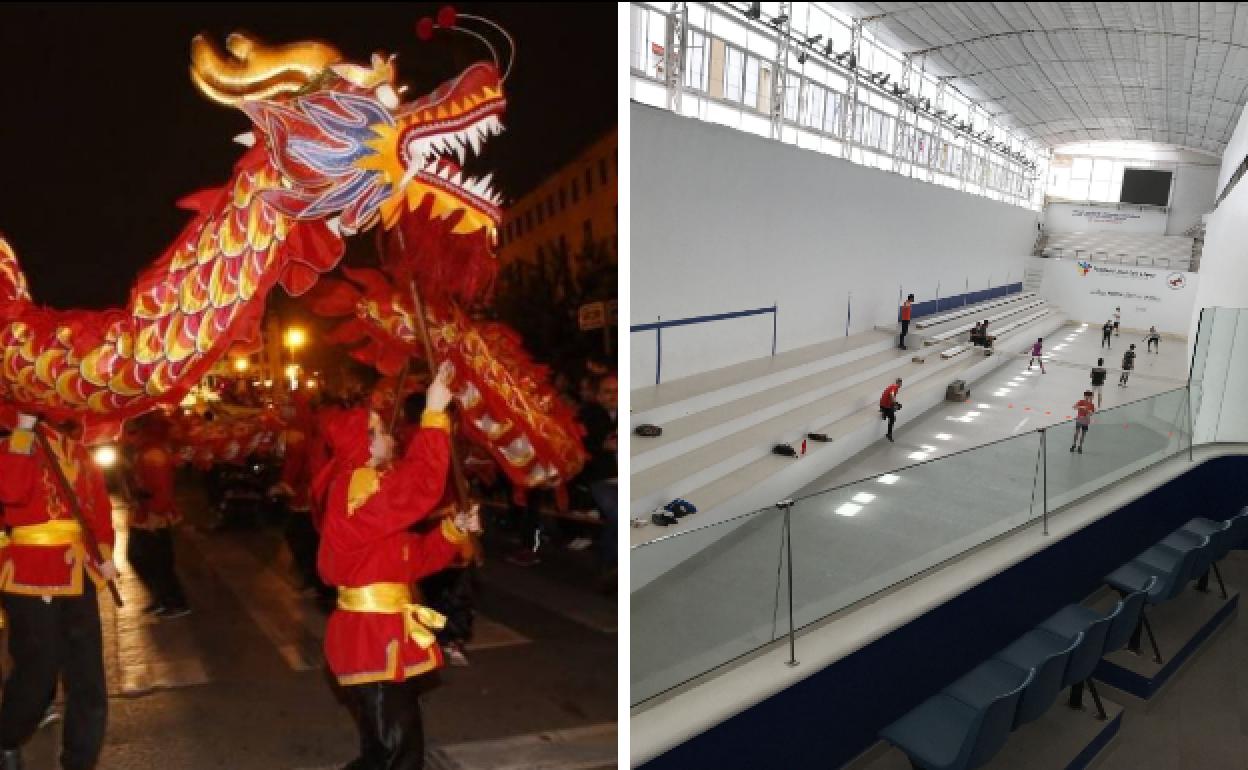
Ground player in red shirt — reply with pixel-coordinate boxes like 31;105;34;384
1071;390;1096;453
899;294;915;350
880;378;903;442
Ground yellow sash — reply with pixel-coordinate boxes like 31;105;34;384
9;519;83;546
336;582;446;650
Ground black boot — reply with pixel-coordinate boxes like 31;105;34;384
1;749;23;770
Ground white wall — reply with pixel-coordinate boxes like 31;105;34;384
1032;256;1198;335
1167;164;1218;235
631;103;1037;385
1189;103;1248;441
1044;203;1167;235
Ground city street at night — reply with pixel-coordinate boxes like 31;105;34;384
16;480;616;769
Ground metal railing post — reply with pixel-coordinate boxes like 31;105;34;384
777;499;799;667
655;317;662;385
772;303;778;356
1041;427;1048;535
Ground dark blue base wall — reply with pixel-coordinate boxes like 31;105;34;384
640;456;1246;770
900;282;1024;321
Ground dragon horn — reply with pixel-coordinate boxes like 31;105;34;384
190;32;343;107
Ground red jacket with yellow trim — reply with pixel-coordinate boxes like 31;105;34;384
317;409;467;685
0;427;116;596
126;442;181;530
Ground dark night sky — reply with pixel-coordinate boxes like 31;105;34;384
0;2;615;310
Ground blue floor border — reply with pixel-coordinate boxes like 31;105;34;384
1093;593;1238;699
1068;708;1123;770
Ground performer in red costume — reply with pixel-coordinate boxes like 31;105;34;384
123;411;190;619
0;413;118;770
316;361;478;768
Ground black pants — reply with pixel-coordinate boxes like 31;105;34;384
1148;338;1159;352
341;680;426;770
880;406;897;438
1102;332;1112;348
0;583;107;770
1120;369;1132;385
127;527;187;609
899;320;910;348
421;568;474;646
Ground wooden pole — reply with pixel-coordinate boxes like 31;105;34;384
407;278;471;508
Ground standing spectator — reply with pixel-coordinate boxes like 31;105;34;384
1101;319;1114;349
899;294;915;350
1071;391;1096;453
1145;326;1161;353
1028;337;1046;373
580;373;618;592
1113;307;1122;336
1090;358;1108;408
1119;344;1137;387
879;378;902;442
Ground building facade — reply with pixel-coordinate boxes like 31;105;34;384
498;130;618;276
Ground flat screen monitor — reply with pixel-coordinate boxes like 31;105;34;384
1120;169;1172;206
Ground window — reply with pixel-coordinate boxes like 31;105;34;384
783;73;800;121
599;158;608;185
724;46;745;102
801;83;824;129
684;30;709;92
743;56;761;110
586;167;593;194
823;92;841;135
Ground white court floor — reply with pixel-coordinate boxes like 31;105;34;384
796;323;1190;495
632;323;1192;704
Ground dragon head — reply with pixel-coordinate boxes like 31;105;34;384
191;21;507;239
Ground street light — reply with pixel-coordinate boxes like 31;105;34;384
233;357;249;373
284;326;307;393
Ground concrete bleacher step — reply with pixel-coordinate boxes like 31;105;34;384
913;292;1038;330
922;299;1047;346
871;292;1041;348
631;330;897;429
940;310;1052;359
631;311;1068;533
632;345;925;474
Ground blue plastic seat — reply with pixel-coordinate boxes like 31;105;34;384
1183;506;1248;550
992;630;1083;727
1099;577;1155;656
1106;537;1209;662
881;668;1035;770
1165;519;1233;597
1039;600;1117;719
